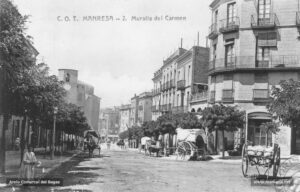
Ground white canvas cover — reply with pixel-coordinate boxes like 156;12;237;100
141;137;151;145
176;128;207;143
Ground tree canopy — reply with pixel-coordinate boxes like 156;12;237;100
267;79;300;129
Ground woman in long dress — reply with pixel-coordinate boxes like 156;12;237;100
19;146;38;179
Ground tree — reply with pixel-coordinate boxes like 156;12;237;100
0;0;36;172
119;130;129;140
267;79;300;153
201;104;245;158
173;112;202;129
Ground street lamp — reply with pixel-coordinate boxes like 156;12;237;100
51;107;58;160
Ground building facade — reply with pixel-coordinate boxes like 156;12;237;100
151;69;162;121
99;107;120;141
151;46;210;119
208;0;300;155
119;104;131;133
58;69;101;133
129;95;139;127
137;92;152;125
175;46;210;113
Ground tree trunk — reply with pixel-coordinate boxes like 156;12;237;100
214;130;218;154
0;115;9;173
222;130;225;158
20;116;27;165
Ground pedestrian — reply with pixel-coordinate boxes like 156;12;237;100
14;137;20;151
19;145;41;179
107;139;111;150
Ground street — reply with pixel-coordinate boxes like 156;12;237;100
3;145;276;192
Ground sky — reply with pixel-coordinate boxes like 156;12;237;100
13;0;212;108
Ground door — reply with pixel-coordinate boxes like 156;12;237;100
258;0;271;25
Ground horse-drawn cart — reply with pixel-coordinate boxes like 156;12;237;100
84;130;101;158
241;119;281;177
176;128;206;160
242;141;280;177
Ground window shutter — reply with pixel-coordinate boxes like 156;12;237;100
257;32;277;47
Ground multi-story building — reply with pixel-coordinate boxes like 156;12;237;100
129;95;139;127
152;69;162;121
208;0;300;155
175;46;210;113
58;69;101;132
160;48;186;114
151;46;210;119
99;107;120;141
137;92;152;125
119;104;131;133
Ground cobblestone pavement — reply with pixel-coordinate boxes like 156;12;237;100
2;147;277;192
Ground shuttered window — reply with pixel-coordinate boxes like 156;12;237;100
257;32;277;47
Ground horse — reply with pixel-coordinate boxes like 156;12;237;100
86;136;101;158
145;140;161;157
117;140;125;149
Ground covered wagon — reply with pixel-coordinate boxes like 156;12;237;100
176;128;207;160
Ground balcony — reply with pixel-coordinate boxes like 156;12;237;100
152;105;161;112
169;80;175;89
208;55;300;74
209;91;215;103
190;91;208;103
253;89;271;103
177;80;186;90
222;89;234;103
161;104;172;112
208;23;218;39
219;17;239;33
251;13;279;29
297;12;300;26
172;106;188;114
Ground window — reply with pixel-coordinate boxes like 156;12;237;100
256;47;270;67
225;39;235;67
65;73;70;82
227;3;236;24
214;10;218;24
188;66;191;84
255;73;268;83
257;32;277;47
258;0;271;25
213;44;217;60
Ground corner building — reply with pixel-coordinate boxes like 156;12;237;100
208;0;300;155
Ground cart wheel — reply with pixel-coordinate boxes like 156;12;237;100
273;146;280;177
176;142;186;160
242;144;249;177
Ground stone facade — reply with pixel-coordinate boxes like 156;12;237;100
208;0;300;155
58;69;101;133
119;104;131;133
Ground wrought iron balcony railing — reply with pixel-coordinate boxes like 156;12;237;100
253;89;271;102
190;91;208;103
219;17;240;33
209;55;300;73
222;89;234;103
208;23;218;39
297;12;300;26
251;13;279;28
172;106;188;114
177;80;186;90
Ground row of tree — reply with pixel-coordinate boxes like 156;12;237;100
119;104;246;157
0;0;91;172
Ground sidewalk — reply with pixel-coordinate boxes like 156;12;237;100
0;148;82;186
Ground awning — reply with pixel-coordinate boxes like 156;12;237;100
248;112;272;120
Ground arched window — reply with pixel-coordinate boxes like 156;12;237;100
191;108;196;113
